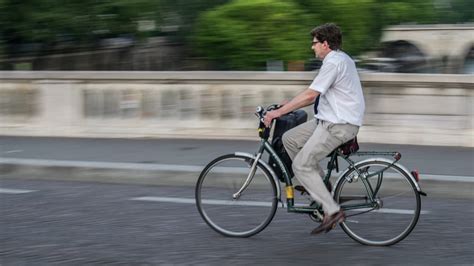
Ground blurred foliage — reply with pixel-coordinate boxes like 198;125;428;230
193;0;388;67
0;0;230;56
434;0;474;23
193;0;315;70
380;1;436;25
193;0;473;69
296;0;382;56
0;0;472;67
0;0;162;55
157;0;230;39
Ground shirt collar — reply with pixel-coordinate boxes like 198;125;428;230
323;50;338;64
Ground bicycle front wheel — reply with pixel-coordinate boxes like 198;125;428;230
334;160;421;246
195;154;278;237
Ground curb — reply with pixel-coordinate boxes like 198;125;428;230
1;163;200;187
1;158;473;182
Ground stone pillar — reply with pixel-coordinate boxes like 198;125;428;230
36;80;83;134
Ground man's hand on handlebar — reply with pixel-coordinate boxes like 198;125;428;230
263;110;281;127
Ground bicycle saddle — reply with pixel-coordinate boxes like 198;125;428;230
327;137;359;157
339;137;359;156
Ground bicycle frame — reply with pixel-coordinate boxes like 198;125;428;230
250;137;402;216
244;105;421;217
196;105;425;244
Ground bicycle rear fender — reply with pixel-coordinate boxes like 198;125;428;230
235;152;282;201
334;157;422;195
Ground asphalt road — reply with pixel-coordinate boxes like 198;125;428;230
1;136;473;177
1;178;473;265
0;136;473;264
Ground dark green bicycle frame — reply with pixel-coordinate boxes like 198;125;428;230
254;138;400;215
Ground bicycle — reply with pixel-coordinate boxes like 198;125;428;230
195;105;427;246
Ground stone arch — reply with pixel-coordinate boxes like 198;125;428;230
460;43;474;74
379;40;428;73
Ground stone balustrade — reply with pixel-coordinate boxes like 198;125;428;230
0;71;472;146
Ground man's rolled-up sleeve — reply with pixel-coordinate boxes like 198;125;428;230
309;62;337;95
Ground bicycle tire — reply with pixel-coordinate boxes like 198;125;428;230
195;154;278;237
334;160;421;246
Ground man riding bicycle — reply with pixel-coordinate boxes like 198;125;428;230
263;23;365;234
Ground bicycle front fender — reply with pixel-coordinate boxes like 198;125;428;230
234;152;282;202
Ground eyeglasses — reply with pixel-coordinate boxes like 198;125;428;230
312;41;321;46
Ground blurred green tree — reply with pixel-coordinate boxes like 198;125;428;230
377;0;437;25
193;0;316;70
0;0;161;54
295;0;383;55
0;0;6;56
433;0;474;23
295;0;472;56
157;0;230;39
1;0;472;68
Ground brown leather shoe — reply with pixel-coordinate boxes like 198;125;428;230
311;210;345;235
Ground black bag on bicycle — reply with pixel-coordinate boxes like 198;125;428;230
268;109;307;181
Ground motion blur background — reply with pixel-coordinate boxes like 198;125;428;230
0;2;473;264
0;0;473;73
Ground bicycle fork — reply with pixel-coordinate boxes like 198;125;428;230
232;152;263;199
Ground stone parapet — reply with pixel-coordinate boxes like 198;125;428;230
0;71;473;146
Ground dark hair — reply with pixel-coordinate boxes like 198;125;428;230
310;23;342;50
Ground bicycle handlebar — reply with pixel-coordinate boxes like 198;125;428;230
254;104;281;122
255;104;282;139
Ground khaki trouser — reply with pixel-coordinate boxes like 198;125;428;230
282;119;359;216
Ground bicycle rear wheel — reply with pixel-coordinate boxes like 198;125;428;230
334;160;421;246
195;154;278;237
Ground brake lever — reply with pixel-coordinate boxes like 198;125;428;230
266;104;281;111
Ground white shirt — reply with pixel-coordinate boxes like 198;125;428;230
309;50;365;126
